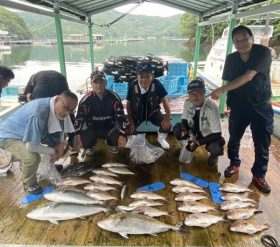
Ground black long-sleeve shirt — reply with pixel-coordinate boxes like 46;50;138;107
74;89;127;134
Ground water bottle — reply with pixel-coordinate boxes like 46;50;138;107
179;130;195;163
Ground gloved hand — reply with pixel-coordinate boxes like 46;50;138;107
186;140;200;152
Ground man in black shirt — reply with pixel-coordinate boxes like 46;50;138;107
0;66;14;97
24;70;69;101
211;25;274;193
73;71;127;157
126;63;171;149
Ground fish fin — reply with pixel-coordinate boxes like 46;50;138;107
49;219;59;224
255;210;263;214
119;232;129;238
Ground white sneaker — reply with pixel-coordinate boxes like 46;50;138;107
158;138;170;149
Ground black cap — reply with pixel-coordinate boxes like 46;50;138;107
187;79;205;92
136;63;153;74
90;71;106;83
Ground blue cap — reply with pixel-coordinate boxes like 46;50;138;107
136;63;153;74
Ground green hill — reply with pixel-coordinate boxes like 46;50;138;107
17;10;183;39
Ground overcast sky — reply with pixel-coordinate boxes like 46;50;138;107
115;2;185;17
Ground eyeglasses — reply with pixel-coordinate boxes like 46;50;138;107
60;97;76;114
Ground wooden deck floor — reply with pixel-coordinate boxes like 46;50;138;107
0;134;280;246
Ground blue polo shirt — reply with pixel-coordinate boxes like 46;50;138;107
0;98;61;147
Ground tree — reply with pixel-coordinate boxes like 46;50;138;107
0;8;32;40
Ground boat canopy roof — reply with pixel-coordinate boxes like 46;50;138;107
18;0;268;21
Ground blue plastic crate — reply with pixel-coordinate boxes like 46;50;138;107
106;75;114;90
112;82;128;97
2;86;19;97
157;76;188;95
168;62;188;76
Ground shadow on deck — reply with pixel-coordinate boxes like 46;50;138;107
0;134;279;246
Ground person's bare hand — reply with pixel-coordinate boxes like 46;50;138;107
118;135;127;148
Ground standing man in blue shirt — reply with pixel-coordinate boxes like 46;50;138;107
0;90;78;194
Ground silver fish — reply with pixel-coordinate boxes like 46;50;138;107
102;162;127;168
170;178;202;189
178;201;216;213
220;201;257;211
132;206;172;218
229;220;269;235
117;205;138;212
221;194;257;204
226;208;262;220
56;177;91;187
130;190;167;201
86;191;117;201
44;189;103;205
107;167;135;175
97;212;182;238
27;202;108;224
184;213;225;228
92;168;119;177
219;183;253;193
84;183;118;192
175;192;208;202
89;175;122;186
128;199;164;207
172;185;206;194
121;185;128;201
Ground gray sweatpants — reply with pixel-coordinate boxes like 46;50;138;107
0;140;40;186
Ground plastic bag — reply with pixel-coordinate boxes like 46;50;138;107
129;134;164;164
36;154;62;185
0;148;13;176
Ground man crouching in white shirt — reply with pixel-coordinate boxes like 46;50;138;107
173;79;225;165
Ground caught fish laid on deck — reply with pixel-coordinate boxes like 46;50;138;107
172;185;206;194
226;208;262;220
184;213;225;228
219;183;253;193
130;190;167;201
56;177;91;187
221;194;257;204
170;178;202;189
92;168;119;177
175;192;208;202
107;167;135;175
84;183;118;192
61;161;94;178
178;201;216;213
128;199;164;207
89;175;122;186
97;212;183;238
102;162;127;168
220;201;257;211
27;202;108;224
44;189;104;205
229;220;269;235
86;191;117;201
121;185;128;201
132;206;173;218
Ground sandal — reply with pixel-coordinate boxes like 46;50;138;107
23;183;43;194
